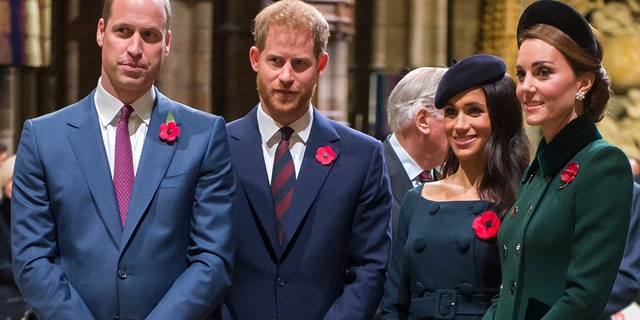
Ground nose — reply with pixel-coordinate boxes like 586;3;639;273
518;73;535;93
278;61;295;84
453;113;470;131
127;33;143;57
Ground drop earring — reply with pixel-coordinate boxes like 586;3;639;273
575;91;585;101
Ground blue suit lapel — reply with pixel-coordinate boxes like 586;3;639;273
229;108;281;253
281;110;340;247
66;92;122;248
121;92;178;249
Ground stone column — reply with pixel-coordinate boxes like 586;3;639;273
312;0;355;124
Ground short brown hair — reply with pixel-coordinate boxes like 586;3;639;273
253;0;330;59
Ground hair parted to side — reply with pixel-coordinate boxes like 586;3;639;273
253;0;330;59
102;0;173;30
518;24;611;123
386;67;448;132
441;74;530;216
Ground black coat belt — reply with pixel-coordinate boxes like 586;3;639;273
409;289;493;319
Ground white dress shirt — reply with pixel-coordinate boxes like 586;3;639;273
389;133;425;187
94;78;153;178
257;104;313;184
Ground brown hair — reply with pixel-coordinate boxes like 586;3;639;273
253;0;330;59
518;24;610;122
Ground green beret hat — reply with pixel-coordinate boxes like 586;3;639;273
435;54;506;109
517;0;596;57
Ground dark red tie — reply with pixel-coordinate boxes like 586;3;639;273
114;105;134;227
271;127;295;244
414;170;433;184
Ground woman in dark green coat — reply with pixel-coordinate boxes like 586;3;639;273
483;1;634;320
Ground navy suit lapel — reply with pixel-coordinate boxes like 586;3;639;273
281;110;340;247
67;92;122;248
229;108;281;253
121;92;178;248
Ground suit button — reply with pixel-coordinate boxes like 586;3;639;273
277;277;286;287
118;270;127;279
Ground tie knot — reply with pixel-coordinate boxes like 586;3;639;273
415;170;433;184
279;126;294;142
120;105;134;121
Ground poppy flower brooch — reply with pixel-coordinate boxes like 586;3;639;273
472;211;500;240
159;111;180;143
559;161;579;189
315;146;336;165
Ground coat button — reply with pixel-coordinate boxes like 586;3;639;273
510;282;517;295
502;245;508;257
516;243;521;255
118;270;127;279
277;277;287;287
412;237;426;252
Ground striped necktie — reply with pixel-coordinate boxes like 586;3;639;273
271;127;295;244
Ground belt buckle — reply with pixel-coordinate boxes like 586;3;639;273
434;289;456;319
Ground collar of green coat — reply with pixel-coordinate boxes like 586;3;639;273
523;114;601;182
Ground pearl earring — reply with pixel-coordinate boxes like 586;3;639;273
576;91;585;101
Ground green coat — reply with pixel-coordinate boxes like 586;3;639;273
483;115;633;320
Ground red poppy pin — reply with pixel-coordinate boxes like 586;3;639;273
316;146;336;165
159;111;180;142
472;211;501;240
559;161;579;189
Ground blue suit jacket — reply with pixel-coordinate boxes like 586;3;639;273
11;89;235;320
224;106;392;320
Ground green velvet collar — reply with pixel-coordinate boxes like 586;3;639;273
523;114;602;183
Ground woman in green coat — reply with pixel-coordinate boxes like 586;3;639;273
483;1;634;320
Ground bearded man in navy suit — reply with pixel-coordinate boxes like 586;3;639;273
223;1;392;319
11;0;235;319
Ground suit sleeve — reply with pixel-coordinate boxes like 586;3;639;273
12;120;96;319
146;116;235;319
543;146;633;319
322;141;392;320
601;183;640;319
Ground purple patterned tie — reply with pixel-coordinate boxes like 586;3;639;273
114;105;134;227
271;127;295;244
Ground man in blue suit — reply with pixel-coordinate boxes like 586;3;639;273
11;0;235;319
224;1;392;319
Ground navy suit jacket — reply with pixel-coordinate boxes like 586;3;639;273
601;182;640;318
11;89;235;320
224;106;392;320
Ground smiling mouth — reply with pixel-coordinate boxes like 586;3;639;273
454;136;476;146
525;101;543;107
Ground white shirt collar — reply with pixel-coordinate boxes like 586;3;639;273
94;77;155;128
389;133;423;180
257;103;313;147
